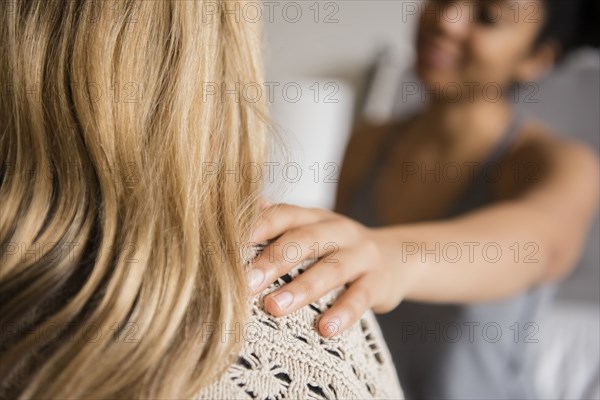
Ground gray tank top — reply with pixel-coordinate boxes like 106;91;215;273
346;109;556;399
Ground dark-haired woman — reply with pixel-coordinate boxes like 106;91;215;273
248;0;600;398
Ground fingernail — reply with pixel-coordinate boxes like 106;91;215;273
247;268;264;292
271;291;294;310
323;315;343;336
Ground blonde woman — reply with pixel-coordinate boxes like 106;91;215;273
0;1;402;399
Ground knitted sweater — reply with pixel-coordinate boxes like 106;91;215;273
195;248;404;400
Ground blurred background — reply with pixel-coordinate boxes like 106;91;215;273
261;1;599;398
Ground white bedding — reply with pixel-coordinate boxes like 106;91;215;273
533;300;600;400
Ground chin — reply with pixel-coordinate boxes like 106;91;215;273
416;62;452;89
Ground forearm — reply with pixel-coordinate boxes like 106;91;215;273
372;200;572;304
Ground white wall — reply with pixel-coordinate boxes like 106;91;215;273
264;0;418;84
261;1;420;207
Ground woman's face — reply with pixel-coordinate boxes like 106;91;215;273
416;0;548;94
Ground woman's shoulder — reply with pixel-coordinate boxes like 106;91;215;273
196;258;404;400
342;114;419;170
335;115;419;214
494;117;599;201
510;118;595;154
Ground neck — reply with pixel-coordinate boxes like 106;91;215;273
423;97;513;151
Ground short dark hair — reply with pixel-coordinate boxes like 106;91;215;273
536;0;600;60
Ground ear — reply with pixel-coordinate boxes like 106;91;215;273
514;39;560;82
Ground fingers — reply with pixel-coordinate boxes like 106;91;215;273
262;247;367;316
247;202;382;339
251;203;330;244
248;217;361;295
317;276;376;338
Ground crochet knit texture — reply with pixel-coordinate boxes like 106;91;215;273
196;243;404;399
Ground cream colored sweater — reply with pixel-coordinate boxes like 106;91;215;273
196;247;404;400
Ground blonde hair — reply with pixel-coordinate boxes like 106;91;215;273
0;0;269;398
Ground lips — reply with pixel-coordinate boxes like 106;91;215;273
419;37;459;70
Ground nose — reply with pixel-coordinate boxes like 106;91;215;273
427;0;472;40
